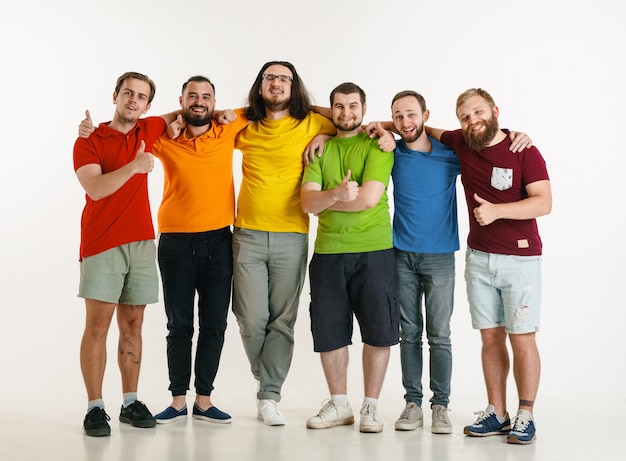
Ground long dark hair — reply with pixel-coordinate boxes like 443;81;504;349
245;61;312;121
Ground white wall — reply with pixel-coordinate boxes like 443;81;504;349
1;0;624;414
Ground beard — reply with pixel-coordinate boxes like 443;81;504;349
336;119;362;132
264;98;290;113
462;114;499;151
183;106;213;127
399;123;424;143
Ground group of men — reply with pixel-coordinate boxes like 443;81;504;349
73;61;551;446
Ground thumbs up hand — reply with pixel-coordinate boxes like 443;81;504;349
334;169;359;202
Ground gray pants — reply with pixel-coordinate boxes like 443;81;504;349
232;228;308;402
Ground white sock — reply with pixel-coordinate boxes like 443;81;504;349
363;397;378;407
87;399;104;412
331;395;349;408
122;392;138;408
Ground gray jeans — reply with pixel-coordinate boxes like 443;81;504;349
232;228;308;402
396;249;455;408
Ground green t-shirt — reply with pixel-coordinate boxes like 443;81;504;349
302;132;393;254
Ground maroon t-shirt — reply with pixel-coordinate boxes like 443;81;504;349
441;130;549;256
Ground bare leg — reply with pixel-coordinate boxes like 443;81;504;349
170;395;187;411
80;299;116;401
480;326;509;416
363;344;390;399
320;347;349;395
195;395;215;410
508;332;540;414
116;304;146;393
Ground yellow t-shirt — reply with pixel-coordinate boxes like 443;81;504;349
153;108;249;233
235;112;336;233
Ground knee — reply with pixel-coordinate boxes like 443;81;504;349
400;326;421;343
508;332;536;351
480;327;507;348
236;314;268;337
428;335;451;348
85;320;111;340
118;311;145;337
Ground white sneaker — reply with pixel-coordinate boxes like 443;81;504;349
395;402;423;431
306;400;354;429
359;402;383;433
257;399;286;426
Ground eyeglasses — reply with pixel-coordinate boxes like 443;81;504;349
262;73;293;83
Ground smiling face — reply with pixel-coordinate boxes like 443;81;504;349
113;78;151;124
457;94;500;150
259;64;293;113
392;95;429;144
181;81;215;127
331;91;365;135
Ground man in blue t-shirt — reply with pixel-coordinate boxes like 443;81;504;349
389;91;460;435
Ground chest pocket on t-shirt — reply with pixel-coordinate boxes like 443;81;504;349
491;167;513;191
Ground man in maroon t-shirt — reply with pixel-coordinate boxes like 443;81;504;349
427;88;552;445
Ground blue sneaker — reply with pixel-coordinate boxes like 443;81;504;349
192;404;232;424
463;405;511;436
155;406;188;424
507;410;536;445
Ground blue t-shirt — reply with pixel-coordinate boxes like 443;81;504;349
392;136;460;253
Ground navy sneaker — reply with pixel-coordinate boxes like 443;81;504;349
84;407;111;437
192;404;232;424
507;410;536;445
155;405;188;424
463;405;511;436
119;401;156;428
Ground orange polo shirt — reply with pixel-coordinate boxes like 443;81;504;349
153;108;249;233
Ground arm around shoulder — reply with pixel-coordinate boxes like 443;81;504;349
425;125;446;141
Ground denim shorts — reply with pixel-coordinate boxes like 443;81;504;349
308;249;400;352
78;240;159;305
464;248;541;334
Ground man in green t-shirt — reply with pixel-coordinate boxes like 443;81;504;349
301;82;399;433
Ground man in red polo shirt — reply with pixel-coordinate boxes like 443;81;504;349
73;72;176;437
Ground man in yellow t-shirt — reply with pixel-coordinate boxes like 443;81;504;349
232;61;336;426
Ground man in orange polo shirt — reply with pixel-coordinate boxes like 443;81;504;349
151;76;248;424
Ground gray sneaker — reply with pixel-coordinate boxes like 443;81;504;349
395;402;423;431
359;402;383;433
431;404;453;434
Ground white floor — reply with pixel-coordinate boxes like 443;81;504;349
1;395;620;461
2;266;623;461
